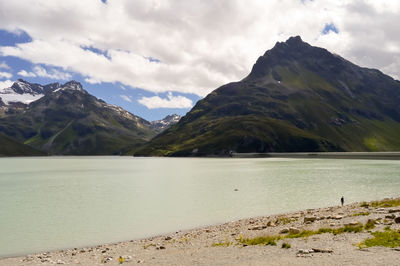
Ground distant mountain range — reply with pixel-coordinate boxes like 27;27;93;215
151;114;182;133
2;36;400;157
0;80;180;155
135;36;400;156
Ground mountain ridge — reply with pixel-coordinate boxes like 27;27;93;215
135;36;400;156
0;80;157;155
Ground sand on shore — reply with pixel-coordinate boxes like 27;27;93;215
1;198;400;266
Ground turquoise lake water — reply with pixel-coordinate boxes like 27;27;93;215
0;157;399;257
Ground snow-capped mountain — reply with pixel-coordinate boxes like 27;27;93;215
0;79;156;155
151;114;181;132
0;79;61;105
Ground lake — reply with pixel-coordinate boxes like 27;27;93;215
0;157;399;257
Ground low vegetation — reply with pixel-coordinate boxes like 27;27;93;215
364;219;375;230
358;229;400;248
218;223;368;247
286;223;364;239
276;217;294;225
370;198;400;208
211;241;233;247
239;236;279;246
352;212;370;216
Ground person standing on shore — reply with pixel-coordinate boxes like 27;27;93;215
341;196;344;206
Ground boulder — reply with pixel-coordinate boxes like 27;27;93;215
385;214;396;219
304;216;317;223
312;248;333;253
289;227;300;234
344;221;359;226
280;228;289;234
394;216;400;224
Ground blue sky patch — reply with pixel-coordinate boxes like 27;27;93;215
0;29;32;46
322;23;339;35
146;56;161;63
81;45;111;60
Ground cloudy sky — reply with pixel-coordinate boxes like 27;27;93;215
0;0;399;121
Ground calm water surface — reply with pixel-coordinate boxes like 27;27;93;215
0;157;399;257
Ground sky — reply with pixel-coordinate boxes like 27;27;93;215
0;0;399;121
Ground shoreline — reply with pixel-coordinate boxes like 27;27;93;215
1;197;400;265
232;151;400;160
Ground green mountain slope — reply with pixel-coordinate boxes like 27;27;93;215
0;81;156;155
136;36;400;156
0;133;44;157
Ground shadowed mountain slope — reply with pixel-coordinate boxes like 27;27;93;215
0;81;156;155
135;36;400;156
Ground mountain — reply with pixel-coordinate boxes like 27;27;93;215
135;36;400;156
151;114;181;133
0;133;44;157
0;80;156;155
0;79;60;106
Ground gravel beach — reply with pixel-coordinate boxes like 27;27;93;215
1;197;400;266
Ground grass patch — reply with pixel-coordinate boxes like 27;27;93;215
211;241;233;247
239;235;280;246
370;198;400;208
239;223;365;247
286;223;363;238
286;230;317;238
217;221;378;248
364;220;375;230
277;217;293;225
360;202;369;208
358;229;400;248
353;212;370;216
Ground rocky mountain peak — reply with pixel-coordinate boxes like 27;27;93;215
62;80;83;91
151;114;182;132
11;79;43;95
247;36;332;80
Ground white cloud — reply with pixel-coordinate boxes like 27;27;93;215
138;92;193;109
0;71;12;79
0;79;13;90
0;61;10;69
0;0;399;98
18;69;36;77
120;95;132;102
32;66;71;80
17;66;71;80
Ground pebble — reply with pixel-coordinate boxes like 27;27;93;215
394;216;400;223
332;215;343;220
388;209;400;213
165;236;172;241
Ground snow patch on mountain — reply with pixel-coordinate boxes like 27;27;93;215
151;114;181;132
